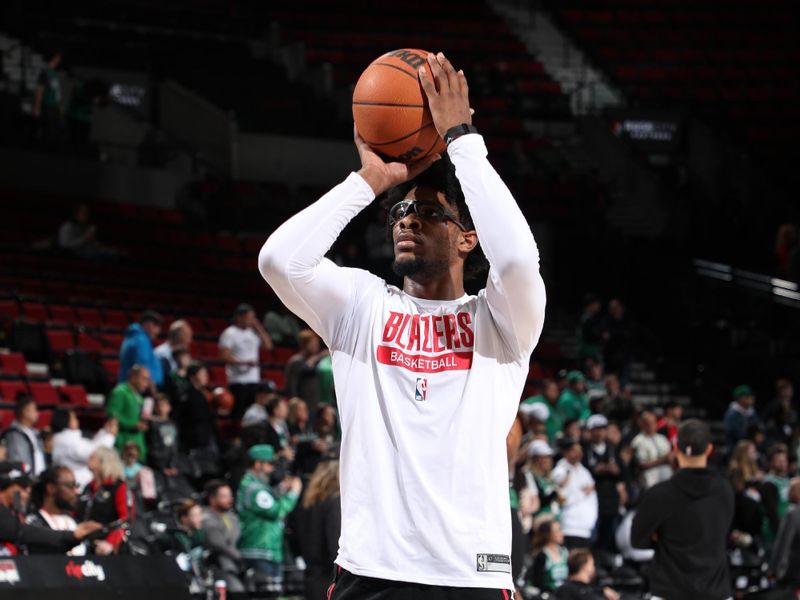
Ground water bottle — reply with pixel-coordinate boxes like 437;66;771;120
215;579;227;600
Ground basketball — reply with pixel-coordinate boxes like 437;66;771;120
212;386;235;413
352;48;446;164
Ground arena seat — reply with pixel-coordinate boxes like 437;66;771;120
29;381;60;405
0;352;28;376
58;384;90;407
0;379;29;402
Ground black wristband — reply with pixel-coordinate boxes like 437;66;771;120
444;123;478;146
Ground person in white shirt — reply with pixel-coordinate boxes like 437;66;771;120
51;409;117;490
259;51;546;597
154;319;193;372
552;438;598;549
630;410;673;490
219;303;273;418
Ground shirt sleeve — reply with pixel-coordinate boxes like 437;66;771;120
447;134;546;358
218;329;233;350
258;173;377;349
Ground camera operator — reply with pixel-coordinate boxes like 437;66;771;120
236;444;302;592
0;461;101;555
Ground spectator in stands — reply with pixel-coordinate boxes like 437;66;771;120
554;549;619;600
558;371;590;423
154;319;193;373
164;345;191;401
147;393;178;472
762;443;793;544
657;401;683;447
517;440;561;531
121;441;156;510
174;362;217;455
80;447;131;553
632;419;734;600
32;48;64;148
56;203;117;260
119;311;164;389
51;408;117;489
529;518;569;593
107;364;151;461
728;439;765;547
303;404;339;473
552;438;598;549
630;410;673;490
583;414;622;552
602;299;633;384
219;303;273;418
287;397;311;442
241;382;279;429
26;466;86;555
202;480;245;593
577;294;604;362
284;329;329;413
724;384;761;448
173;499;206;579
765;378;797;445
599;374;635;432
584;360;606;411
237;444;302;589
262;308;301;347
3;394;47;475
0;462;102;555
770;477;800;588
297;458;341;600
523;379;563;445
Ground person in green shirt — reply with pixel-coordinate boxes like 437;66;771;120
106;365;150;461
173;499;207;582
558;371;590;423
529;518;569;592
522;379;563;444
762;443;792;544
237;444;303;591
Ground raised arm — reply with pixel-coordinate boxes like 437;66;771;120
258;128;439;346
420;52;546;357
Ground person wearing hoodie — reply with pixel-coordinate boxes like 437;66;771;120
118;310;163;389
723;385;761;448
632;418;734;600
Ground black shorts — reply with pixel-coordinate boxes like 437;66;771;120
327;565;515;600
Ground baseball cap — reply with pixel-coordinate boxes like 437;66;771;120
520;402;550;422
248;444;276;463
255;380;278;395
234;303;255;317
733;384;754;398
586;414;609;430
0;461;32;490
567;370;586;384
528;440;554;458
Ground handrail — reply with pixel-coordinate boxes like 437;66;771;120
692;258;800;306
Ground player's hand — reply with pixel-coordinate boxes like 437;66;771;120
355;125;440;196
419;52;473;138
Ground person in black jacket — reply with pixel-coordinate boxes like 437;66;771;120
553;549;619;600
632;419;735;600
0;461;101;555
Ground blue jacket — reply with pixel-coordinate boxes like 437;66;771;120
723;401;760;448
119;323;164;385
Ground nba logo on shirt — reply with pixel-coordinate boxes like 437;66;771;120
415;378;428;401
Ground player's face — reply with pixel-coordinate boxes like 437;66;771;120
390;186;466;279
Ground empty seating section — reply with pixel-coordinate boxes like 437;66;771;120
554;0;800;158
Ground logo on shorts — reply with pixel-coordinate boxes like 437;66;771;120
476;554;511;574
415;378;428;401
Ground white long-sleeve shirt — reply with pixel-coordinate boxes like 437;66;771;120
551;459;599;539
259;134;546;589
52;428;116;489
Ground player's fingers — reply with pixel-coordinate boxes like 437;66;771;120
470;108;476;116
458;69;469;96
437;52;459;92
418;64;437;98
426;53;447;92
408;153;441;179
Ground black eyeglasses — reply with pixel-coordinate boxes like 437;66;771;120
387;200;467;231
57;480;79;489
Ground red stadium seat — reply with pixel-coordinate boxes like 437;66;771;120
101;358;121;382
209;366;227;386
75;307;104;327
262;369;286;391
103;309;129;329
48;305;77;325
0;380;29;402
58;384;89;407
36;409;53;429
0;409;14;429
21;302;48;322
29;382;60;405
0;352;28;376
0;299;20;320
77;332;104;354
46;329;75;354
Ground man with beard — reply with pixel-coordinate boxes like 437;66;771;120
260;51;546;598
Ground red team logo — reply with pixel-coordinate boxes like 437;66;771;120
378;310;475;373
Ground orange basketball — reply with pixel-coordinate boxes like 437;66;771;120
353;49;446;164
212;387;235;413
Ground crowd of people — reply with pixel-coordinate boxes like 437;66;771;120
1;295;800;599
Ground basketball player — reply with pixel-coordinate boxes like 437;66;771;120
259;52;546;598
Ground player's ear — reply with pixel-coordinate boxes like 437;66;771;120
458;229;478;253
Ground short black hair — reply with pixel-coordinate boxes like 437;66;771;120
266;395;285;416
676;418;711;457
383;154;488;281
140;310;163;325
567;548;593;575
233;303;255;318
204;478;231;501
51;408;73;434
14;394;35;419
186;361;206;379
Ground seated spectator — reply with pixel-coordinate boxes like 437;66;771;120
287;397;311;442
57;203;117;259
147;394;179;474
121;441;156;508
173;499;206;579
26;466;87;555
599;374;635;432
154;319;193;373
296;458;341;600
583;414;623;552
219;303;273;418
554;549;619;600
630;410;673;490
558;371;590;423
119;311;163;389
724;384;761;448
523;379;563;445
728;439;765;547
284;329;329;413
584;360;606;411
762;443;793;544
107;364;151;461
3;395;47;475
202;480;245;593
51;408;117;489
262;308;300;347
241;382;279;429
529;518;569;592
79;447;132;553
657;401;683;447
517;440;561;531
770;477;800;588
552;438;598;549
